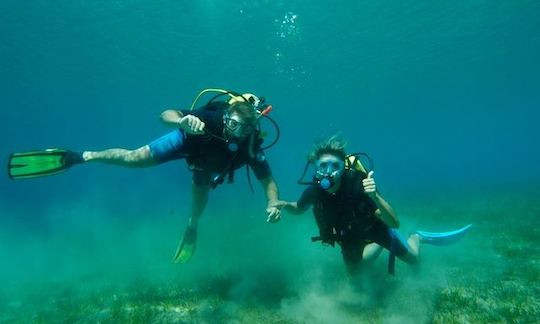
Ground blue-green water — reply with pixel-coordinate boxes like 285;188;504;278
1;1;539;322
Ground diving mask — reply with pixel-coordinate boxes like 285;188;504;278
224;114;256;138
314;157;345;190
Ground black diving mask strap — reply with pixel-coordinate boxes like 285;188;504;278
297;161;315;185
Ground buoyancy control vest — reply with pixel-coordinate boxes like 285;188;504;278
312;169;379;245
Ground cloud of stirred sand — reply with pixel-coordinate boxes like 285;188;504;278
0;186;510;322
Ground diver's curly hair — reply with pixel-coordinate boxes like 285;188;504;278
308;134;348;162
227;102;258;125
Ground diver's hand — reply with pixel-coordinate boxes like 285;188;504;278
266;200;284;223
363;171;377;198
178;115;205;134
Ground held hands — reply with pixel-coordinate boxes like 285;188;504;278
362;171;377;199
266;200;286;223
179;115;205;134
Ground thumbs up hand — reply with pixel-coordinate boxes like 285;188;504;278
362;171;377;198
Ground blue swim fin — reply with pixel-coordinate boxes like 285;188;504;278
415;224;472;246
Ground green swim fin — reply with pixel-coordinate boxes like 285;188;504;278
8;148;84;180
172;227;197;263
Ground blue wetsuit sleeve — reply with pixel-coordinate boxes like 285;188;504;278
297;186;317;210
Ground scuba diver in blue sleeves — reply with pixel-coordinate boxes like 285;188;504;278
273;135;471;275
8;89;283;263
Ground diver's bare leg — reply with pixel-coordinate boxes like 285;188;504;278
399;234;421;264
188;183;210;229
82;145;156;167
172;183;210;262
362;243;384;262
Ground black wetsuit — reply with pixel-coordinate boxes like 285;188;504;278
297;170;408;269
148;102;271;186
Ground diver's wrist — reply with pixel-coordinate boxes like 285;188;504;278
267;199;279;207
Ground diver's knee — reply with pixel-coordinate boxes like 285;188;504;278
363;243;383;262
127;146;152;163
401;251;419;265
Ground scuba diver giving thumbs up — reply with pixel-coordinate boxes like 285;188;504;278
272;135;472;276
